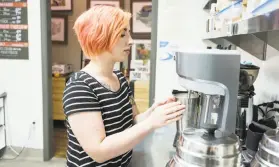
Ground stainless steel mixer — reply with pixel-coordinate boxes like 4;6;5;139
172;90;200;148
250;129;279;167
168;129;241;167
166;49;242;167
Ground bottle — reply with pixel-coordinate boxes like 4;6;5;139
208;3;217;32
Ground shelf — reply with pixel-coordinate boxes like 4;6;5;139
204;30;231;39
204;8;279;60
205;8;279;39
0;93;6;151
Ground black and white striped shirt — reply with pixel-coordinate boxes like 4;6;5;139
63;70;133;167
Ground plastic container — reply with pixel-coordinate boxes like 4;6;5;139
247;0;262;15
252;0;279;16
207;3;218;32
216;0;243;23
217;0;236;11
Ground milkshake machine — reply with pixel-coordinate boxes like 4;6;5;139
167;49;242;167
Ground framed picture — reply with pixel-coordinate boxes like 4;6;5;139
131;39;151;65
87;0;124;9
51;0;73;12
129;40;151;81
51;16;68;44
130;0;152;39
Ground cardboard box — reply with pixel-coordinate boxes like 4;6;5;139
52;64;73;75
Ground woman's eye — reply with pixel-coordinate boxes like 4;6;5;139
120;34;125;37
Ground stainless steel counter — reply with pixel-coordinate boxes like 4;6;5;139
129;123;177;167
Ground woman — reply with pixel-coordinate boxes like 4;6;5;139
63;5;185;167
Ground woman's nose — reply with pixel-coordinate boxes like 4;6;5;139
128;36;133;46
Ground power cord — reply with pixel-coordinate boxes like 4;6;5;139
266;108;279;117
0;92;34;160
258;102;274;109
0;123;33;160
254;105;265;117
257;100;279;117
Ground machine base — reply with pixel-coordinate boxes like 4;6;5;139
166;155;245;167
166;155;200;167
166;155;184;167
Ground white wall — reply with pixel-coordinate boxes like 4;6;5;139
155;0;208;100
0;0;43;149
155;0;279;106
253;47;279;105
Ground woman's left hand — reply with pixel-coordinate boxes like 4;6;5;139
150;96;176;112
135;96;176;124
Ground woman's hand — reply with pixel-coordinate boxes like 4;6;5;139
150;96;176;111
145;96;176;116
144;101;185;130
134;96;177;124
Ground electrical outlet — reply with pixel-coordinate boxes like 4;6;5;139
32;121;36;130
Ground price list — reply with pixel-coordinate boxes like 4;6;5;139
0;0;28;59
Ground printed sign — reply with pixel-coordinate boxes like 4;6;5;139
135;66;149;73
0;0;29;59
158;41;178;61
130;71;149;81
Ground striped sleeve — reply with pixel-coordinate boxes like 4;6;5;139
63;81;101;116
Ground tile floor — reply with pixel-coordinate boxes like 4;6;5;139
0;158;66;167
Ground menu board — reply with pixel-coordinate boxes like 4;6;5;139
0;0;29;59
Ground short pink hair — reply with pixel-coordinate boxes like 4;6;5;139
73;5;131;57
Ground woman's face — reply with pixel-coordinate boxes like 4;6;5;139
111;26;133;62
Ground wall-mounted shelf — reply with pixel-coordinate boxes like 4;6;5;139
204;8;279;60
0;92;7;155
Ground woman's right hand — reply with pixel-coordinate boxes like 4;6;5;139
145;101;185;130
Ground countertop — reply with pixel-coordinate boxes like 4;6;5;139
129;123;177;167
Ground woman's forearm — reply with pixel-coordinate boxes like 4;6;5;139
134;108;152;124
96;120;153;163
